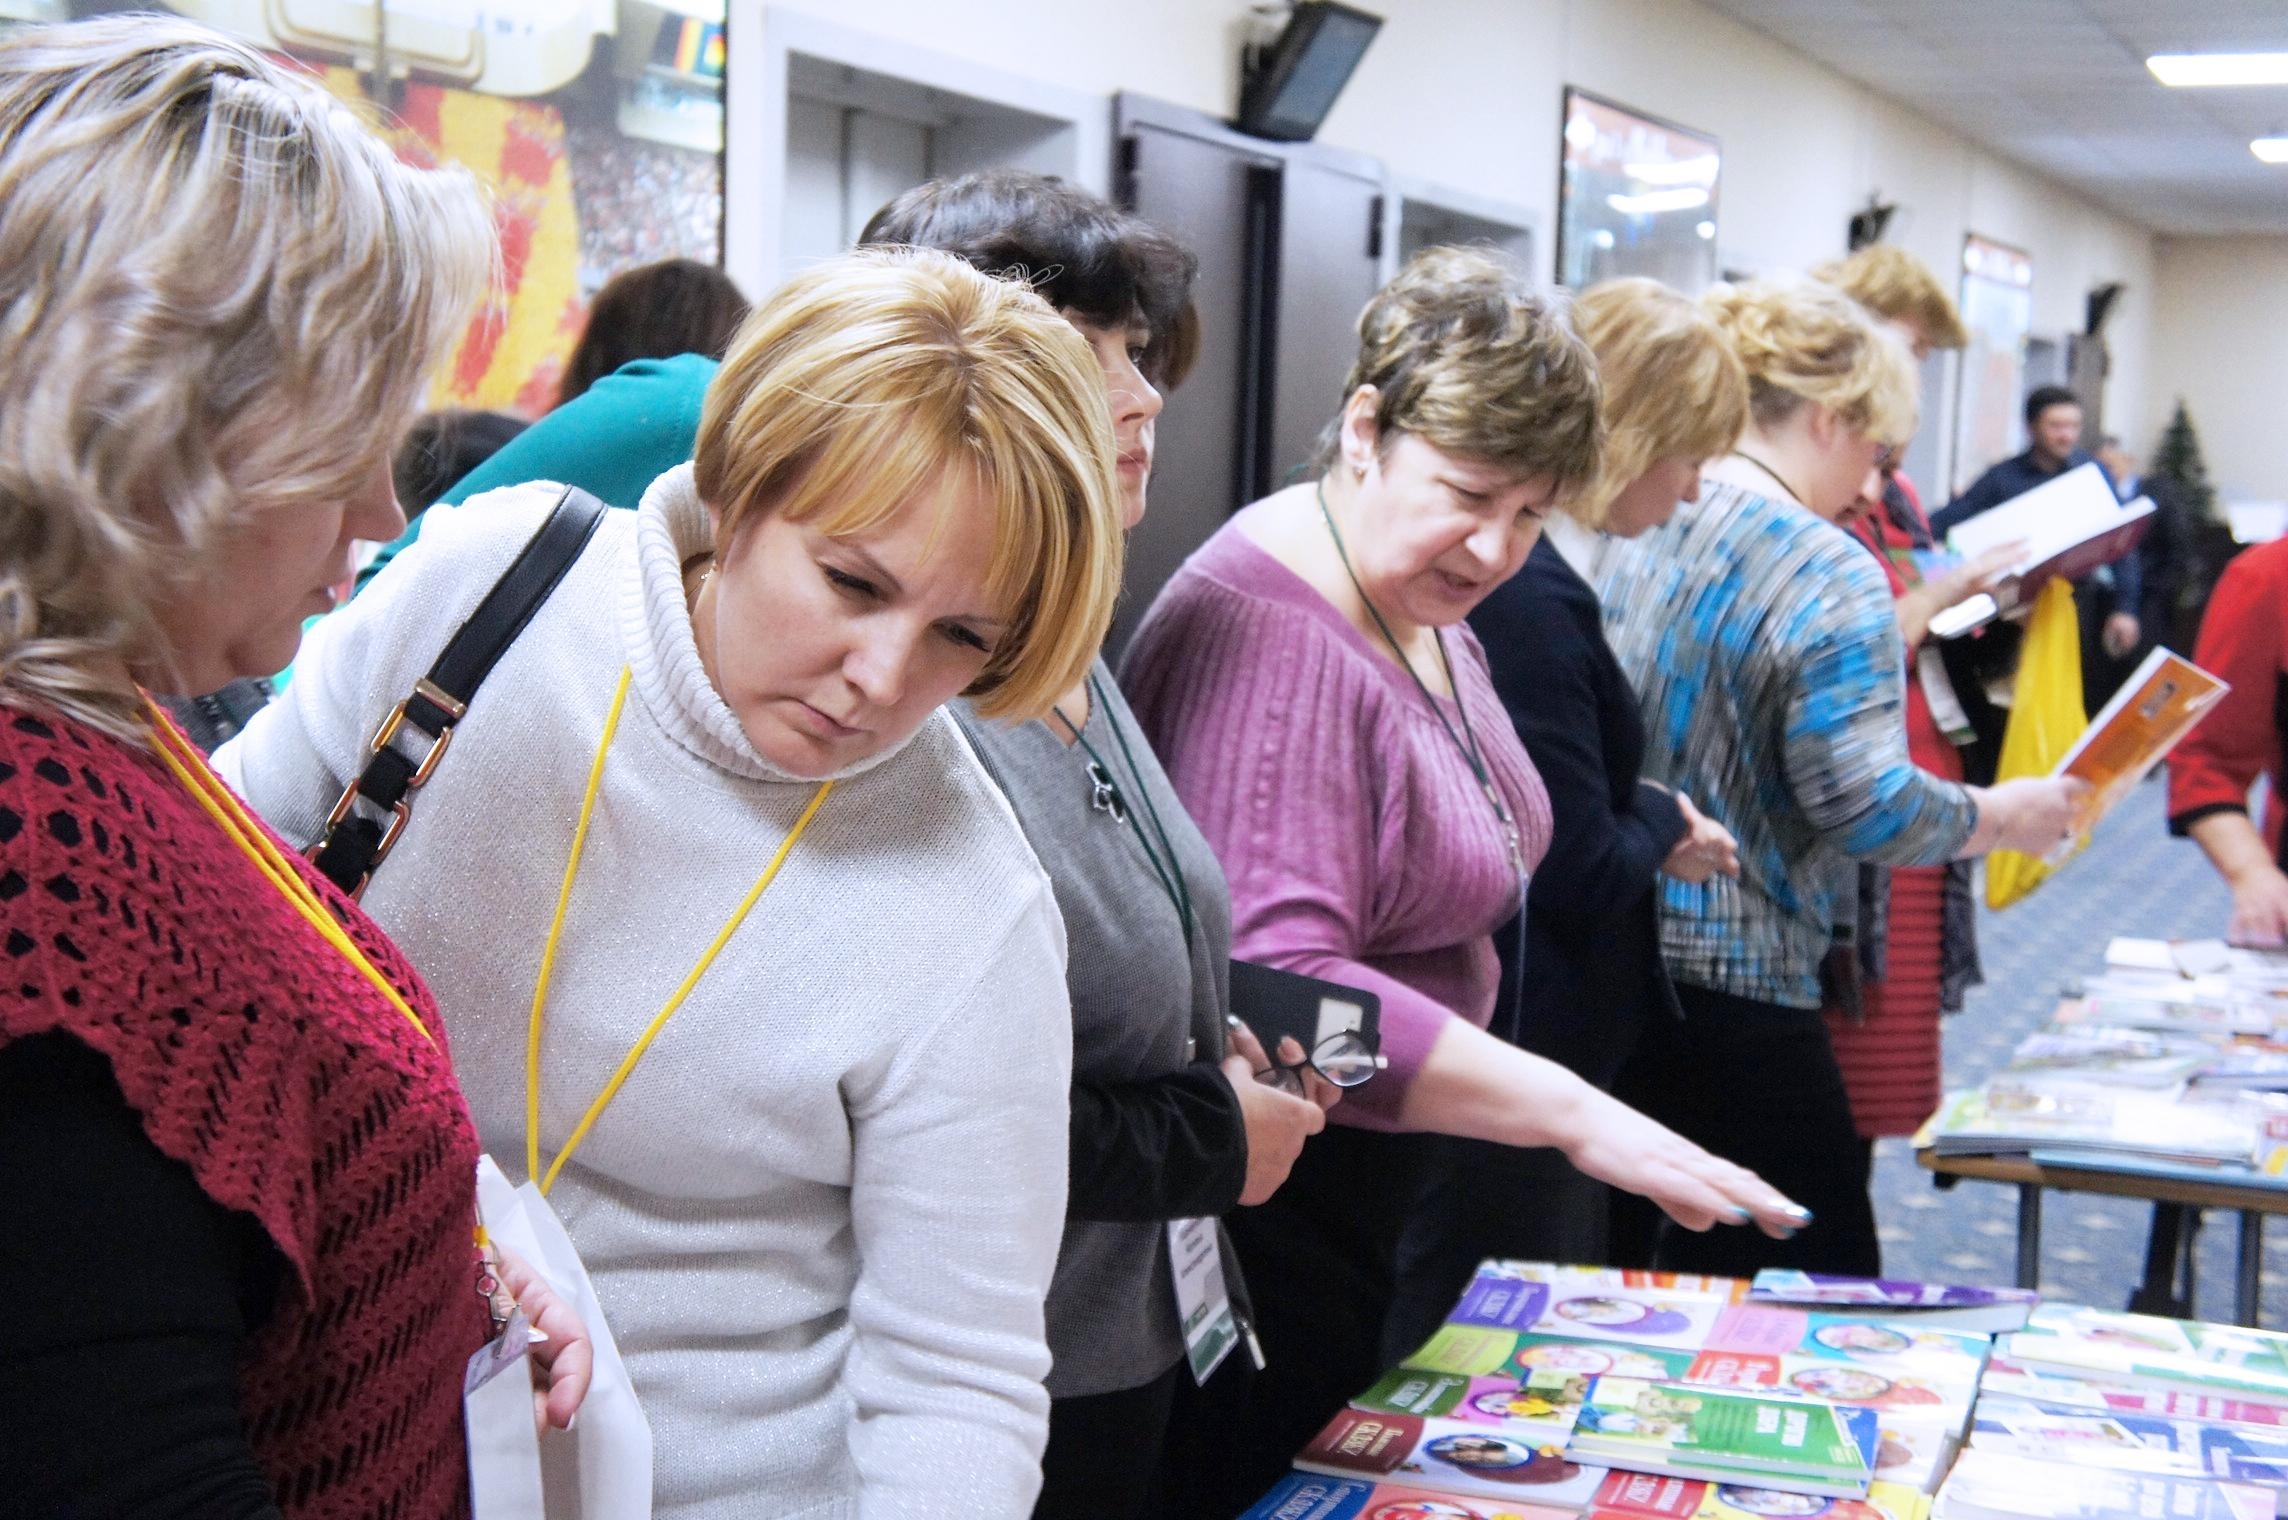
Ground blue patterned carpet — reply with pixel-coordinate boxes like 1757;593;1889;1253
1867;775;2278;1319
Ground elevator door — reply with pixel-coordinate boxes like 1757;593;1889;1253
1264;156;1384;491
1112;118;1279;657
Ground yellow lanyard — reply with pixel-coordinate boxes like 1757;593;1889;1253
525;666;833;1195
141;699;433;1045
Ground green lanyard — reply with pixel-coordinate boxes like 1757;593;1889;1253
1316;480;1528;885
1317;479;1531;1040
1053;673;1196;951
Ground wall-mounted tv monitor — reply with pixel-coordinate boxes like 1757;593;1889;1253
1235;2;1383;143
1556;88;1721;293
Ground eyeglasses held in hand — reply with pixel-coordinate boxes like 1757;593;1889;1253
1256;1029;1385;1094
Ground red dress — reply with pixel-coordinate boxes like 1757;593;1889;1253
1827;479;1964;1139
0;705;490;1519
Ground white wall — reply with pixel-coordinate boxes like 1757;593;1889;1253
743;0;2159;449
2148;235;2288;501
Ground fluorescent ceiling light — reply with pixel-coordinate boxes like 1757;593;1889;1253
1607;187;1710;216
2149;52;2288;87
2256;137;2288;163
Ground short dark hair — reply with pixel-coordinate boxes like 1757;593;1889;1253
2024;384;2083;428
392;409;527;520
859;171;1198;385
558;258;750;409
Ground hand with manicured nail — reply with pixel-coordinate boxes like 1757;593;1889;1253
1551;1083;1809;1239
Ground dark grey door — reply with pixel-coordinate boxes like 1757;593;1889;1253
1265;156;1384;491
1111;117;1280;657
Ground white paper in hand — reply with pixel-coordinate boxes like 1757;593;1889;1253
475;1155;653;1520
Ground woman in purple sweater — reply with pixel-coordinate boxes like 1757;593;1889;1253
1123;247;1805;1508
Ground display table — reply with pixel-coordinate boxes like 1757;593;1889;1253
1916;1146;2288;1326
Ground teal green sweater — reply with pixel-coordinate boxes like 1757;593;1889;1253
358;353;719;592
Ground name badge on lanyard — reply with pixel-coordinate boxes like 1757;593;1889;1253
1167;1216;1240;1385
464;1311;545;1520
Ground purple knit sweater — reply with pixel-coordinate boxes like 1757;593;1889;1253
1122;506;1554;1128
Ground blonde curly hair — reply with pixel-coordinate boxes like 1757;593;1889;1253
1813;245;1969;352
1702;278;1918;448
1566;278;1749;528
0;18;495;740
1324;246;1603;501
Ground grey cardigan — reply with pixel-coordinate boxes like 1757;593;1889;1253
954;660;1247;1397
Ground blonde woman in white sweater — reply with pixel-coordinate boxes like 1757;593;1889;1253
218;249;1124;1518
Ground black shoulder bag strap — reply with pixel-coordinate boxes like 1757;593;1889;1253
311;484;609;897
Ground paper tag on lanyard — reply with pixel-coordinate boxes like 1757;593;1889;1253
465;1309;544;1520
1918;644;1977;747
1167;1216;1240;1385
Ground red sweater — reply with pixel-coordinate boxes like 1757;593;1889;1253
0;706;487;1519
2168;538;2288;851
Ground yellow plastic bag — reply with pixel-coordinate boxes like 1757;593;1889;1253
1986;578;2088;908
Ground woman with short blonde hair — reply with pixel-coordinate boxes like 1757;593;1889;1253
1565;277;1750;532
1594;277;2081;1278
1395;275;1753;1343
1125;248;1802;1509
0;19;591;1518
220;245;1126;1516
1814;243;1971;357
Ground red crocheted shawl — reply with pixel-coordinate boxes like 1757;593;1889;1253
0;707;488;1520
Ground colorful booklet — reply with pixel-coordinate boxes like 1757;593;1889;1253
1240;1471;1576;1520
1294;1407;1610;1508
1921;1084;2260;1165
1983;1356;2288;1427
1748;1273;2036;1336
1970;1394;2288;1488
1562;1377;1880;1498
2004;1305;2288;1402
1352;1364;1590;1445
2049;648;2229;850
2002;1027;2213;1091
1592;1470;1932;1520
1931;1449;2273;1520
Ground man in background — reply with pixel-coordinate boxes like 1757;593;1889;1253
1933;385;2141;665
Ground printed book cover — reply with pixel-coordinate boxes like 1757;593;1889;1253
1563;1377;1879;1497
1970;1395;2288;1487
2006;1305;2288;1402
1240;1471;1578;1520
1749;1273;2035;1336
1592;1470;1931;1520
1982;1357;2288;1427
1931;1448;2272;1520
1923;1085;2259;1165
1295;1408;1609;1508
1352;1365;1589;1444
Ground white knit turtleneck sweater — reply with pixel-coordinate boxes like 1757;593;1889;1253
219;467;1072;1519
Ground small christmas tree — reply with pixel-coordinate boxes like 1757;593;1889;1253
2153;400;2219;523
2149;399;2238;650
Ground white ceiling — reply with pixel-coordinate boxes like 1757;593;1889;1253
1696;0;2288;237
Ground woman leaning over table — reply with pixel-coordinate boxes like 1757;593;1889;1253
1386;276;1753;1353
861;171;1339;1520
0;20;588;1518
1595;278;2085;1281
1122;246;1807;1513
218;248;1125;1518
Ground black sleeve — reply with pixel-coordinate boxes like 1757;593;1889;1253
1929;472;2004;538
0;1032;286;1520
1478;572;1687;924
1067;1063;1249;1223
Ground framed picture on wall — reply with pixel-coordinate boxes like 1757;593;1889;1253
1556;88;1720;293
1952;233;2035;495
